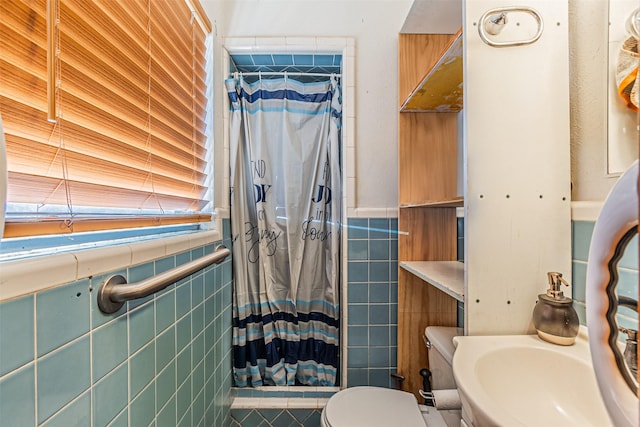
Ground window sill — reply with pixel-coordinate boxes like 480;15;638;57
0;229;222;302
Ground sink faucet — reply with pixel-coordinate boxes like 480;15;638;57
617;296;638;378
618;327;637;377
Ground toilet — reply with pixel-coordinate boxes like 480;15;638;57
321;326;463;427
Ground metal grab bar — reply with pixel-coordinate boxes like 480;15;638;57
478;6;544;48
97;244;230;314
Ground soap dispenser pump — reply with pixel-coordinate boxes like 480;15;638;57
532;272;579;345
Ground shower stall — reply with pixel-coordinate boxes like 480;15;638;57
224;47;345;390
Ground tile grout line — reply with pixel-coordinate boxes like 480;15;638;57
173;271;180;426
33;294;38;427
89;276;94;427
126;271;132;427
152;278;158;424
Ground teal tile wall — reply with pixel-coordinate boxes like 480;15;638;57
229;54;342;75
230;408;321;426
346;218;398;389
230;389;330;426
345;217;464;389
232;388;335;399
0;222;233;427
571;220;638;334
0;294;34;376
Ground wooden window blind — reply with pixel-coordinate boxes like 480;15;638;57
0;0;212;238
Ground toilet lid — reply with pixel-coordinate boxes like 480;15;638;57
323;386;426;427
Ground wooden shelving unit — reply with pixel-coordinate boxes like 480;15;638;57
399;197;463;209
399;261;464;302
395;1;572;396
396;29;463;399
400;30;463;112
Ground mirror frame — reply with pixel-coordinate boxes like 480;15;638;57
586;160;638;427
603;227;638;393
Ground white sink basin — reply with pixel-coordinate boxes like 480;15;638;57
452;329;613;427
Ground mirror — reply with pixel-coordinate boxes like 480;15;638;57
607;0;638;175
611;228;638;392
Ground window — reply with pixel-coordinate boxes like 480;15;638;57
0;0;213;239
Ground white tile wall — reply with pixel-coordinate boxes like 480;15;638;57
0;230;222;302
221;37;360;212
571;201;604;222
231;397;330;410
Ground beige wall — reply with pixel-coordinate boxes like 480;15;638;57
203;0;414;211
203;0;620;210
569;0;619;202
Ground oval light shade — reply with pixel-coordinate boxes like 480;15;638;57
586;160;638;427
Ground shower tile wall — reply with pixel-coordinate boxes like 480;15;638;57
230;406;322;427
229;53;342;75
571;220;638;332
230;388;334;426
228;217;400;427
229;216;401;426
0;220;234;427
346;217;399;389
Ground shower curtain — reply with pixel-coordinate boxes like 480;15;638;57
227;75;341;387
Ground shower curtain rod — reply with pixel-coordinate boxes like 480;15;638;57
230;71;341;78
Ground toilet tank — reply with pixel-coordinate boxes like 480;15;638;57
425;326;463;390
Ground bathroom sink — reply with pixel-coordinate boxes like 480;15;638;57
452;329;613;427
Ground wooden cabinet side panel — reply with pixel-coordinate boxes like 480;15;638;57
397;269;457;398
398;207;457;261
398;33;458;106
398;112;458;205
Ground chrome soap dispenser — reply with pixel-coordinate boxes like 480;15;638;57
532;272;579;345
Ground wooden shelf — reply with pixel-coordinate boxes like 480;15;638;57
399;261;464;302
400;197;463;208
400;29;463;112
397;26;463;401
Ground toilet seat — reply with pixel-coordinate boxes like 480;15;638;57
322;386;427;427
